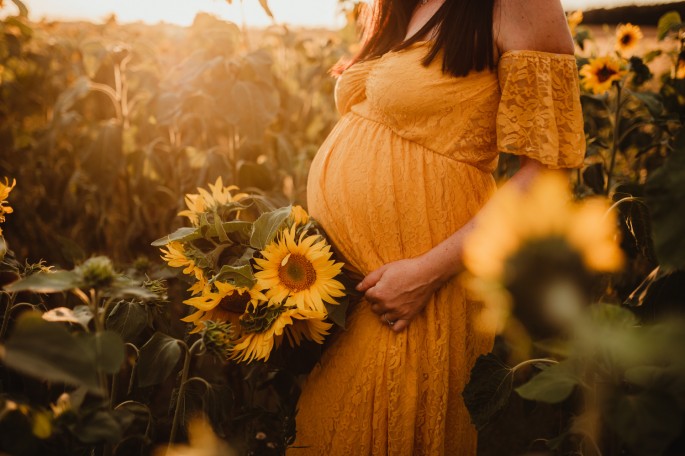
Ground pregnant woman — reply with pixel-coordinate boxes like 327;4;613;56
292;0;585;453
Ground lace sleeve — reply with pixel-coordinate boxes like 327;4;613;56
496;50;586;169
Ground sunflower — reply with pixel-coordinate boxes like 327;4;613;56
567;10;583;36
157;417;237;456
677;50;685;79
462;172;624;334
463;172;623;281
615;23;643;53
290;205;310;226
254;225;345;313
579;56;627;94
178;177;248;226
160;241;205;282
0;177;16;236
230;303;331;363
182;280;266;334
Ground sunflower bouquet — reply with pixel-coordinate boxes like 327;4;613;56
153;178;354;363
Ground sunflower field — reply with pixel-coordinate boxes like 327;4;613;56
0;0;684;455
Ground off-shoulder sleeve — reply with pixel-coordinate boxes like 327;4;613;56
496;50;586;169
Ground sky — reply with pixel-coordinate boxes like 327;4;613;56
10;0;681;28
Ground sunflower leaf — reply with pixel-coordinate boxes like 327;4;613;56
4;270;80;293
151;227;200;247
0;313;101;393
324;298;349;329
250;205;292;250
136;332;183;387
515;361;578;404
657;11;682;40
212;264;256;288
462;353;514;430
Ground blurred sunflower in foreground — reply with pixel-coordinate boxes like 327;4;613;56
566;10;583;36
615;23;643;54
0;177;16;237
462;172;624;337
579;56;627;94
157;417;237;456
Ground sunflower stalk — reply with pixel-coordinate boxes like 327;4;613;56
606;81;624;195
168;338;204;450
0;291;16;340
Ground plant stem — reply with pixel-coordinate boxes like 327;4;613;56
167;339;203;451
0;292;16;340
512;358;559;372
606;83;623;195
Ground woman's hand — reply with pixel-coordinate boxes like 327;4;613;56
356;256;445;332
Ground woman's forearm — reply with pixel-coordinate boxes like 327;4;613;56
417;157;550;287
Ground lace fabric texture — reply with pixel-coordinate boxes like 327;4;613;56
291;43;585;455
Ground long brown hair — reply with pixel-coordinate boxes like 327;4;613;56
338;0;496;77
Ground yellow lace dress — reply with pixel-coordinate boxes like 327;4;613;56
291;43;585;455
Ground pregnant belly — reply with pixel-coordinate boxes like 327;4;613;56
306;113;496;273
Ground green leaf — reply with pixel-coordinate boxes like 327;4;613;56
249;205;292;250
324;298;349;330
630;91;664;119
84;331;125;374
212;264;256;288
589;303;639;328
643;49;662;64
71;409;124;444
0;314;100;393
213;210;229;243
136;332;182;387
106;300;148;342
645;132;685;270
515;362;578;404
605;390;682;455
151;227;199;247
4;270;80;293
105;277;157;300
657;11;682;40
462;353;515;430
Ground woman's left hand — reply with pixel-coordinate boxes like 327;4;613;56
356;256;443;332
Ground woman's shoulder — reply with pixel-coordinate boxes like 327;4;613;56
493;0;575;57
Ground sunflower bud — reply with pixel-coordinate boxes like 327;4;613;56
202;321;235;360
75;256;116;289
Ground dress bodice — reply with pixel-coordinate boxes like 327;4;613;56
334;43;586;171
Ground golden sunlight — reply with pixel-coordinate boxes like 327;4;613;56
19;0;674;27
25;0;344;27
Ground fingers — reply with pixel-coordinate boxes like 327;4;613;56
391;319;409;332
355;265;387;292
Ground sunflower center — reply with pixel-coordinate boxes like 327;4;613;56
620;34;633;45
219;291;251;314
278;254;317;292
596;65;618;83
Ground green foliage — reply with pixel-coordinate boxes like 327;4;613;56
645;130;685;270
249;205;292;250
135;332;182;387
1;313;109;393
462;353;515;431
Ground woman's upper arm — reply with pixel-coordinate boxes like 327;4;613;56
494;0;575;56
